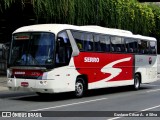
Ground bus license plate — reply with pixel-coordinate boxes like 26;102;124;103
21;82;29;87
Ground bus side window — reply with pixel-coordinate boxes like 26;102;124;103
71;31;84;51
111;36;122;52
138;40;144;54
134;40;138;53
77;41;82;50
140;40;148;54
121;38;126;52
150;41;156;54
125;38;136;53
94;34;102;52
84;33;93;51
100;35;110;52
125;38;129;53
111;37;115;52
144;41;149;54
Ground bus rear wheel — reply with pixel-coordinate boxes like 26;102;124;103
133;74;141;90
75;78;85;98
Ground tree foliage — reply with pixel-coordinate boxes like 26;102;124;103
147;3;160;39
0;0;160;38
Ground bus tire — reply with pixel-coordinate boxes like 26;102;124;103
133;74;141;90
75;78;85;98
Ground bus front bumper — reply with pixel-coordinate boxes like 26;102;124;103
7;78;74;94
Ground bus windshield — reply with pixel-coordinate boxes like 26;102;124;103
9;32;55;68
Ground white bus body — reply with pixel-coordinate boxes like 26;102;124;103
7;24;158;97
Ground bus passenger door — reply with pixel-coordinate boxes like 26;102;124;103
56;31;72;67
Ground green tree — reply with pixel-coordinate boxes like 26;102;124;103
0;0;158;37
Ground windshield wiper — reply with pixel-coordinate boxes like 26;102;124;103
26;54;43;68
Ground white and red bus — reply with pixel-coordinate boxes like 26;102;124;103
7;24;157;97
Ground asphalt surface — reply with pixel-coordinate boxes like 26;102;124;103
0;75;160;120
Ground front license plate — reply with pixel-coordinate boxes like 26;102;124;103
21;82;29;87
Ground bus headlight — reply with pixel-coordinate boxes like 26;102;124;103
39;81;48;85
8;79;12;83
7;69;12;78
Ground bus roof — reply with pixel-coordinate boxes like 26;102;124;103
13;24;156;41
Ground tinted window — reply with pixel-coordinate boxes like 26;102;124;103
94;35;102;51
121;38;126;52
72;31;84;51
141;40;149;54
111;36;122;52
84;33;93;51
125;38;137;53
138;40;148;54
149;41;156;54
99;35;110;52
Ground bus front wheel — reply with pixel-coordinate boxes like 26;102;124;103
75;78;85;98
133;74;141;90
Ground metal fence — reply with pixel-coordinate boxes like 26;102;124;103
0;43;9;74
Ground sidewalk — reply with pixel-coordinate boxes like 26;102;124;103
0;75;8;91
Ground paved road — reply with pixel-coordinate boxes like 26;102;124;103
0;76;160;120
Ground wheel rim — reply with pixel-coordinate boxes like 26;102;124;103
75;81;83;96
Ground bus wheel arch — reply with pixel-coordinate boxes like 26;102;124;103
74;75;88;97
133;73;141;90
